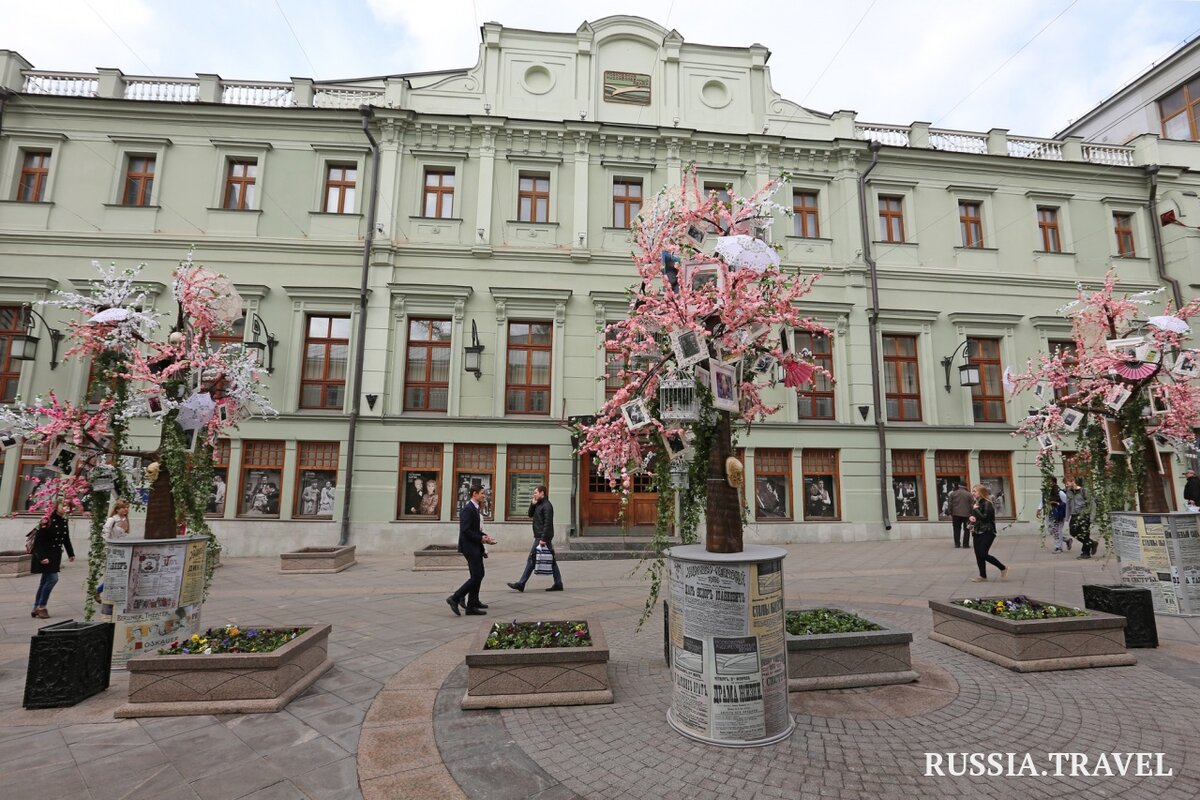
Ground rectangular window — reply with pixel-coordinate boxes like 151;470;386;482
1160;453;1177;510
506;321;552;415
612;178;642;229
85;359;110;405
0;305;25;403
14;440;51;514
969;337;1005;422
892;449;926;520
18;151;51;202
792;191;820;238
1037;206;1061;252
452;444;495;520
703;182;732;204
934;450;969;520
959;201;984;248
122;155;156;206
208;312;246;352
223;159;257;210
324;163;357;213
1113;212;1136;257
422;168;455;219
604;327;627;401
1159;78;1200;140
878;196;905;242
300;315;351;410
207;439;230;517
404;318;451;412
1062;451;1086;487
754;448;792;521
506;445;548;520
978;451;1014;519
1049;339;1079;402
238;440;284;518
795;331;834;419
517;172;550;223
398;443;443;520
295;442;338;519
801;448;839;520
882;334;921;421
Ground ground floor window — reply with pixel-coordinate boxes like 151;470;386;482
891;449;926;520
934;450;968;520
239;440;285;518
978;451;1014;519
296;441;339;519
14;440;52;514
206;439;230;517
801;448;839;520
754;448;792;520
399;443;443;519
506;445;548;520
452;444;496;520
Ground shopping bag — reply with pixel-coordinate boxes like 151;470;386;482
534;544;555;576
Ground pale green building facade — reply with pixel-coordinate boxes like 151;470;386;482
1;16;1197;555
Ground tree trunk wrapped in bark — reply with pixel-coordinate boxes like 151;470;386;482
144;466;176;540
1139;439;1169;513
705;413;743;553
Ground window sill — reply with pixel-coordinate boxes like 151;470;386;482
0;199;53;205
410;215;463;221
236;515;282;520
309;211;363;218
206;207;264;214
601;226;636;233
1033;250;1076;256
102;203;160;209
395;517;441;523
872;240;917;247
784;235;833;243
800;517;841;523
953;246;998;252
506;219;559;226
754;518;794;523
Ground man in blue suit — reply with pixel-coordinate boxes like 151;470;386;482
448;484;496;616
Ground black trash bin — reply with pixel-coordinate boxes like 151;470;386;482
1082;585;1158;648
23;620;115;709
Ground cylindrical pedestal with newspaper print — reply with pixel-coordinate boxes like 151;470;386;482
666;543;794;747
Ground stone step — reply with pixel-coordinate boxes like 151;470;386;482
555;550;658;561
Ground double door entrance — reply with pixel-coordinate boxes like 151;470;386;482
579;455;658;535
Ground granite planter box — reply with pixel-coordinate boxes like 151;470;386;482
462;618;613;710
1082;584;1158;648
0;550;32;577
786;607;918;691
279;545;356;573
413;543;464;571
115;623;333;717
929;598;1136;672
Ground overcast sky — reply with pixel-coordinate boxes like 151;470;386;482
3;0;1198;136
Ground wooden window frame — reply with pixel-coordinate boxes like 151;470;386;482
206;439;231;518
13;440;51;514
1113;212;1136;257
878;196;905;243
968;337;1006;423
18;151;51;203
517;171;550;223
505;320;553;415
934;450;969;521
505;445;549;521
403;318;452;412
222;159;257;210
1049;338;1079;403
792;191;820;238
978;451;1015;519
237;440;285;519
959;201;984;248
891;449;927;520
1037;206;1061;252
703;181;732;205
795;331;834;420
801;448;839;521
300;314;351;410
0;305;25;403
612;178;643;229
451;444;496;520
422;168;455;219
882;334;922;421
323;163;357;214
208;312;246;352
122;155;156;207
1160;453;1178;510
398;443;443;520
603;327;628;401
294;441;339;519
754;448;793;521
1159;80;1200;141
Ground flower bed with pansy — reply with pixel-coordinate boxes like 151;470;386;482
954;596;1087;621
484;620;592;650
158;624;307;655
786;608;882;636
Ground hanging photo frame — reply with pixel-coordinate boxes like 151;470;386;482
712;340;743;366
685;263;724;295
1172;350;1199;378
1136;341;1163;364
1104;384;1132;411
1103;419;1127;454
694;364;710;389
662;429;695;461
48;442;81;476
0;430;19;450
709;362;739;413
1032;381;1051;406
1061;408;1084;433
1150;391;1169;415
1105;336;1144;360
748;352;776;375
685;224;706;246
669;328;708;370
1037;434;1056;450
620;397;652;430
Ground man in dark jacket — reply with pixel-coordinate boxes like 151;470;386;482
1184;469;1200;509
447;484;496;616
507;485;563;592
948;483;974;549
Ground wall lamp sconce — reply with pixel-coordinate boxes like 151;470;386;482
244;312;278;374
10;305;64;370
941;340;979;393
858;405;871;421
477;227;486;241
463;320;484;380
365;393;378;410
578;232;586;247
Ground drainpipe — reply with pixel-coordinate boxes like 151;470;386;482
1145;165;1183;309
339;105;382;546
856;139;892;531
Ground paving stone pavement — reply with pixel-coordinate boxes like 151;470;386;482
1;534;1199;799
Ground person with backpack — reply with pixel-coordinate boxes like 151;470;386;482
1064;476;1095;558
1037;478;1070;553
29;500;75;619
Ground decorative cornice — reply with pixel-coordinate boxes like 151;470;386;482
875;308;941;323
283;285;364;301
946;312;1024;326
233;283;270;299
209;139;273;150
108;134;172;146
69;278;166;298
0;277;57;293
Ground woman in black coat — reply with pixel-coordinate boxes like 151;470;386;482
30;501;75;619
968;485;1008;583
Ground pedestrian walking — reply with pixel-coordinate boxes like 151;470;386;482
1064;477;1095;558
30;500;76;619
507;485;563;592
1037;478;1070;552
969;484;1008;583
447;484;495;616
103;499;131;540
948;483;974;548
1184;469;1200;510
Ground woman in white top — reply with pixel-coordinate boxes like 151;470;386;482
103;499;131;540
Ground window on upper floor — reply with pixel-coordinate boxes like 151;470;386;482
404;318;451;412
968;337;1005;422
223;159;257;210
878;196;905;242
0;306;25;403
505;321;551;414
612;178;642;229
517;172;550;223
122;155;156;206
17;151;51;203
422;168;455;219
1037;206;1061;252
1159;77;1200;141
959;201;984;248
323;164;357;213
792;191;820;238
603;327;627;401
703;181;732;205
882;334;921;421
1113;212;1136;257
300;315;350;409
795;331;833;420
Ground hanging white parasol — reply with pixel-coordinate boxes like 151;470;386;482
1147;315;1191;335
714;235;780;273
176;392;216;432
90;307;131;325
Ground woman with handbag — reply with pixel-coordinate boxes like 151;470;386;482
30;500;75;619
968;485;1008;583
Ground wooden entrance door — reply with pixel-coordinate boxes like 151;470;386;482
581;455;658;535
